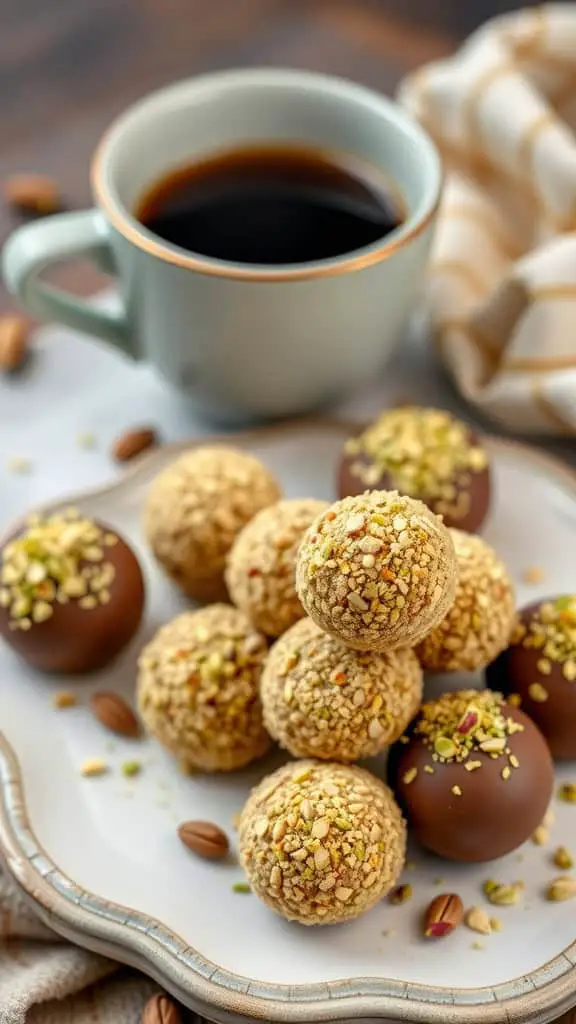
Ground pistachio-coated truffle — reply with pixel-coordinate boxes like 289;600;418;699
225;499;328;637
417;531;515;672
487;596;576;759
143;446;281;603
0;508;144;674
390;689;554;862
239;760;406;925
261;618;423;761
295;491;457;651
338;406;491;533
137;605;270;772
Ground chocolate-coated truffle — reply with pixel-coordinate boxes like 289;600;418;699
225;498;328;637
338;407;491;533
239;759;406;925
261;618;423;761
487;596;576;760
390;689;554;862
295;491;457;651
0;508;144;674
417;530;516;672
137;604;269;772
144;446;281;603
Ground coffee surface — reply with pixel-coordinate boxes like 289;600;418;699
134;145;402;265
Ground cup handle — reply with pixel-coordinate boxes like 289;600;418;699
2;209;133;353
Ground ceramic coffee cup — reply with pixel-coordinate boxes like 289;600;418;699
2;69;441;423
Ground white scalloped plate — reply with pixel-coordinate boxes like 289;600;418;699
1;421;576;1024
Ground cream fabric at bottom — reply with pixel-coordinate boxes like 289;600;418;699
399;4;576;435
0;868;159;1024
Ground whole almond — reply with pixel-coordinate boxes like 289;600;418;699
89;691;141;738
4;173;61;215
424;892;464;938
0;315;29;372
112;427;158;463
178;820;229;860
142;992;181;1024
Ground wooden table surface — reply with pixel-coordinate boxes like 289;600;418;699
1;0;538;313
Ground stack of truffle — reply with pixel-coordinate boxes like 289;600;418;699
1;406;568;929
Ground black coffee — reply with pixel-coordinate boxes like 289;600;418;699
134;145;402;265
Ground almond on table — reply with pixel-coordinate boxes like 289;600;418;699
89;691;141;738
4;173;62;215
0;315;29;372
111;427;159;463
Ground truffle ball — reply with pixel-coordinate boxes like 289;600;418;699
390;689;554;862
0;508;144;674
261;618;423;761
338;406;491;533
487;596;576;760
417;530;516;672
225;499;328;637
295;491;457;651
144;446;281;602
239;759;406;925
137;604;269;772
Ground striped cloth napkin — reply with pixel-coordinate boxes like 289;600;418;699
400;3;576;435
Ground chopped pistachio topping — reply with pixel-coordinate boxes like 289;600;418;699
1;507;117;630
345;407;487;523
557;782;576;804
121;760;141;777
413;690;524;777
516;597;576;674
232;882;251;894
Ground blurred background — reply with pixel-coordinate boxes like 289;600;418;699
1;0;542;310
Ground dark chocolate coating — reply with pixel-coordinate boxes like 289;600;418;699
338;427;491;534
389;704;554;862
487;599;576;760
0;523;145;674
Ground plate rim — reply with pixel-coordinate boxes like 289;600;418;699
1;420;575;1024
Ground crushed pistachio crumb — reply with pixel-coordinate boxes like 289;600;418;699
77;431;96;450
546;876;576;902
388;883;412;905
0;507;118;631
522;566;545;584
528;682;548;703
121;760;141;778
558;782;576;804
483;880;523;906
532;825;549;846
52;690;76;709
232;882;251;894
553;846;574;870
80;758;108;778
6;456;32;474
464;906;491;934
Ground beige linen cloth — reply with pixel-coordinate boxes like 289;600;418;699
400;3;576;435
0;867;163;1023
